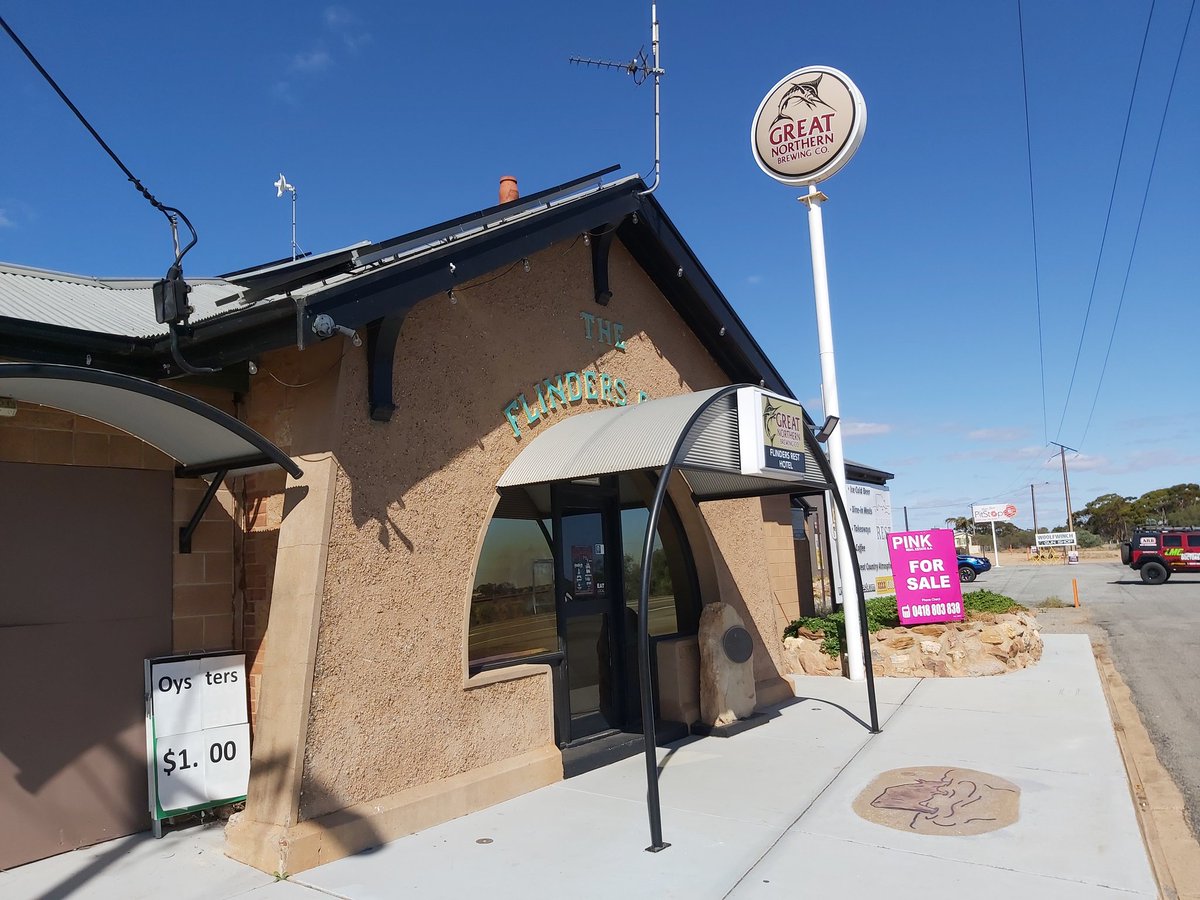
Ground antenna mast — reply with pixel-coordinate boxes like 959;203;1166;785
274;173;298;261
569;2;665;194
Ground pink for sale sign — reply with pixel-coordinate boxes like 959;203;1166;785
887;528;965;626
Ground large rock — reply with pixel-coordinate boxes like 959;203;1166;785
912;624;948;637
699;603;757;726
966;656;1009;677
783;636;840;676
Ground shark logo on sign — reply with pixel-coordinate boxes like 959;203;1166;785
761;395;782;445
770;73;834;126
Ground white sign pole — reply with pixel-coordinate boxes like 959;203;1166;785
991;519;1000;568
803;184;864;681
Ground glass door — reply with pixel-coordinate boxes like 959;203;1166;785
552;479;631;745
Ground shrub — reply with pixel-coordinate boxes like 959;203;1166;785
962;589;1025;614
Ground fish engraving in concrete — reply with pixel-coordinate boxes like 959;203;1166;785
853;767;1020;835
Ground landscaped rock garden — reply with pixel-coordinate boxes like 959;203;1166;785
782;590;1043;678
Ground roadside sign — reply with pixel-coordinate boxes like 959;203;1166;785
887;528;966;626
972;503;1017;523
1036;532;1077;548
145;652;250;830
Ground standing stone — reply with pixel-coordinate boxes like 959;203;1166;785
699;603;756;726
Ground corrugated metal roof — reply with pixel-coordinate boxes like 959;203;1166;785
498;388;728;488
0;263;241;338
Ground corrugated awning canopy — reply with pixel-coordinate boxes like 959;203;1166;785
497;386;828;501
0;364;302;478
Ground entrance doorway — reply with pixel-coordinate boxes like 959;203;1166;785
551;479;638;746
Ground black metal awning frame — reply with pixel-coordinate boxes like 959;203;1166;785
633;384;879;853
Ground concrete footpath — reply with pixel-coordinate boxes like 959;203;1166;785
2;635;1160;899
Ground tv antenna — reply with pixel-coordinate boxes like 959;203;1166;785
569;2;664;194
274;173;298;260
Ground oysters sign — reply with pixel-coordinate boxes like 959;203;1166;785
751;65;867;186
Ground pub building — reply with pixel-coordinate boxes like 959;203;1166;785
0;168;891;873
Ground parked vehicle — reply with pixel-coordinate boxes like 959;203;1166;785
1120;527;1200;584
958;554;991;583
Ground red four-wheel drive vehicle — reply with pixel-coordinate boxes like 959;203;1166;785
1120;527;1200;584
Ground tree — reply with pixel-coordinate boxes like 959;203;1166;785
1073;484;1200;541
944;515;974;534
1076;493;1136;542
1173;504;1200;527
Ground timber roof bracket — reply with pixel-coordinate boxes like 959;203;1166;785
589;225;618;305
365;314;406;422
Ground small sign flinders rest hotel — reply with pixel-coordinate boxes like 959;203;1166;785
737;387;810;479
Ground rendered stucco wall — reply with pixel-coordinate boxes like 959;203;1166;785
296;236;798;820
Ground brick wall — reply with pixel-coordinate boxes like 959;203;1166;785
759;494;804;630
171;477;237;652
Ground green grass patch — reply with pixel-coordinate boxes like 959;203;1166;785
784;589;1024;657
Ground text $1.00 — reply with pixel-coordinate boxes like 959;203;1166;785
162;741;238;776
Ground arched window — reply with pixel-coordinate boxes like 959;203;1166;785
467;488;556;670
467;478;699;674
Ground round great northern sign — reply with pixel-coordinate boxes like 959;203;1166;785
750;65;867;186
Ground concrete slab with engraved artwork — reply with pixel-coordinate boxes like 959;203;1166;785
1;636;1157;899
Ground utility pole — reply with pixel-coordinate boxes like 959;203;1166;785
1030;483;1039;534
1050;442;1076;531
903;506;910;530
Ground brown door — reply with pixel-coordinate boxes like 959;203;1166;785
0;461;172;869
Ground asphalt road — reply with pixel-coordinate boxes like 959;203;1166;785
976;560;1200;835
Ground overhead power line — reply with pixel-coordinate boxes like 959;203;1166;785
0;12;214;375
1055;0;1158;443
0;14;196;258
1080;0;1197;446
1017;0;1048;444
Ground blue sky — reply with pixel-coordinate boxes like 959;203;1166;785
1;1;1196;530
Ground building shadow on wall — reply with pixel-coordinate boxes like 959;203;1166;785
704;531;794;703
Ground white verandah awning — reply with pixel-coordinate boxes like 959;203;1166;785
0;363;302;479
497;386;829;499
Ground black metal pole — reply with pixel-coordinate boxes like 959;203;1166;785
904;505;910;530
637;461;673;853
178;468;228;554
802;429;880;734
634;384;744;852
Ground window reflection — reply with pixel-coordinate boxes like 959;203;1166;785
467;482;700;671
620;506;697;637
468;514;556;667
